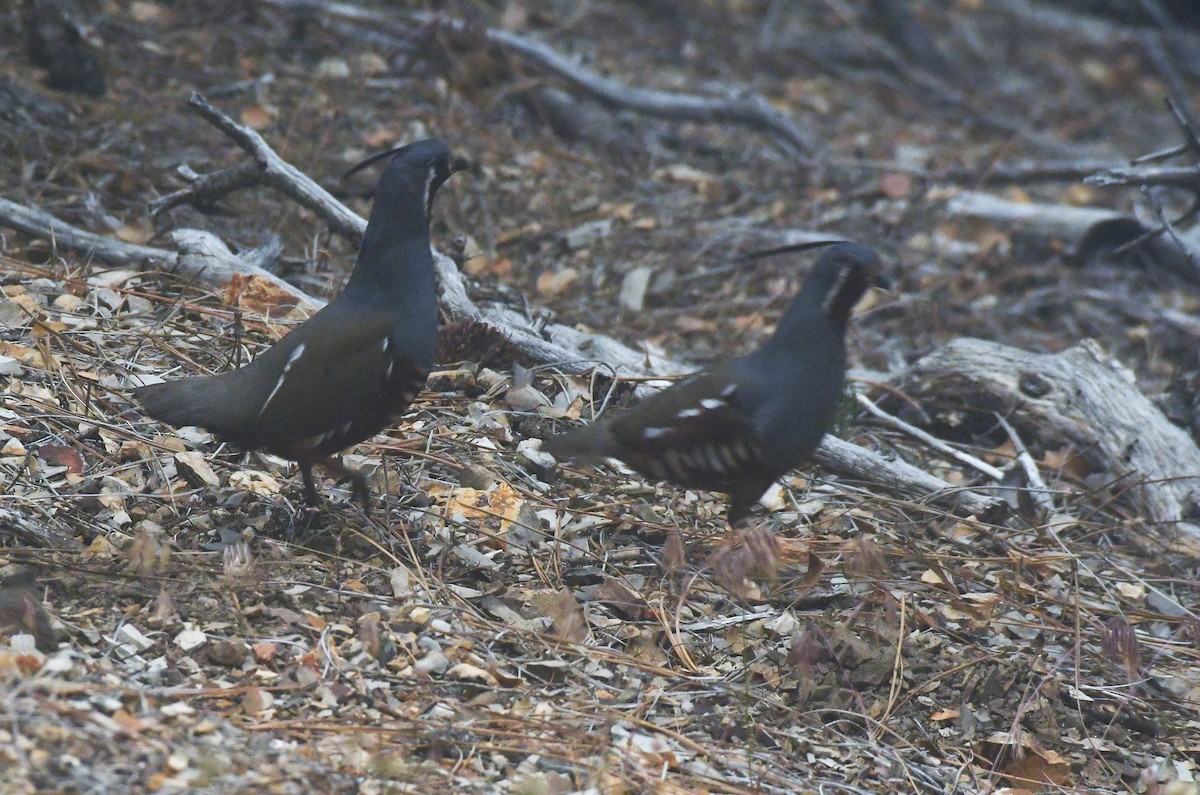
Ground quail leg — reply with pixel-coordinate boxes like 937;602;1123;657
317;457;373;512
299;463;322;506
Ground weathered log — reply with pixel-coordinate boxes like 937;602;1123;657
902;337;1200;543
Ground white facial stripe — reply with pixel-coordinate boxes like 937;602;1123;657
822;265;852;314
259;343;306;419
423;168;437;216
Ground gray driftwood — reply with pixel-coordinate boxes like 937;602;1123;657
902;337;1200;544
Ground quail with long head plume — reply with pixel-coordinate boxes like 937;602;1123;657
542;241;889;524
133;139;467;507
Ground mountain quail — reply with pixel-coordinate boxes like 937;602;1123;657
542;242;889;524
133;138;466;507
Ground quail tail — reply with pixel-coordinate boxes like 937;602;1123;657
133;376;249;442
541;423;621;463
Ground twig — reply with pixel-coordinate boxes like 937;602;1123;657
1086;163;1200;191
1138;28;1200;142
992;412;1056;516
149;161;262;217
185;92;365;239
0;197;173;269
857;393;1005;482
814;436;1003;519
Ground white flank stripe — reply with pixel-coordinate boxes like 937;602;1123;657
259;343;306;418
700;398;724;410
663;449;686;479
677;408;702;419
643;427;670;439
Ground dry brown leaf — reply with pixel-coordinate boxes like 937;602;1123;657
35;443;84;474
539;587;588;644
974;732;1072;788
880;172;913;198
223;273;302;320
252;642;278;664
593;578;649;619
240;105;272;129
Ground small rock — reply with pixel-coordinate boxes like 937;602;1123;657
0;356;23;376
619;266;653;312
413;650;449;676
517;438;556;471
175;628;207;651
208;638;247;667
536;267;579;298
53;293;84;312
174;451;219;488
459;464;498;490
316;57;352;79
563;218;612;250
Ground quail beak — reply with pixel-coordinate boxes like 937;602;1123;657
870;271;893;291
449;155;472;174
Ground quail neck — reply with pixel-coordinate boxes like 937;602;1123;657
347;139;455;295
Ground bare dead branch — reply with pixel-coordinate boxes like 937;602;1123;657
262;0;815;157
0;198;323;314
0;197;173;269
185;92;365;240
814;435;1004;519
149;161;262;218
903;337;1200;545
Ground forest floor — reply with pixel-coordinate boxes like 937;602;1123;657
2;1;1200;793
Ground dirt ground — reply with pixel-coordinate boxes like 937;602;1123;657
3;1;1200;793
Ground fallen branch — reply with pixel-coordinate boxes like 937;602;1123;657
814;436;1002;519
943;190;1124;241
0;197;173;270
943;189;1200;274
0;198;324;315
902;337;1200;545
261;0;815;157
183;92;364;240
